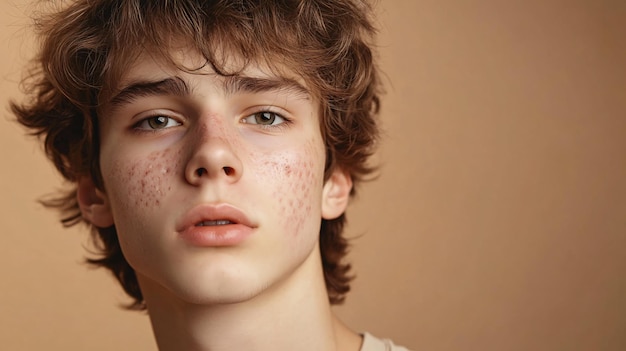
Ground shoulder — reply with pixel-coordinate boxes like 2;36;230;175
360;332;413;351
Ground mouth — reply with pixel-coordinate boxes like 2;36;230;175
196;220;235;227
177;203;256;233
177;203;256;247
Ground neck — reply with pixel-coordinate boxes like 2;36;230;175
139;246;362;351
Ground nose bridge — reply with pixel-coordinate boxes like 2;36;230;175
195;113;230;141
184;114;242;184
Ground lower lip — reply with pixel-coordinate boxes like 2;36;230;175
178;224;253;247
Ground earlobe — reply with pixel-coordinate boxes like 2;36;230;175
76;177;114;228
321;169;353;220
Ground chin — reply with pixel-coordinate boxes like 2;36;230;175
141;264;274;306
183;278;268;305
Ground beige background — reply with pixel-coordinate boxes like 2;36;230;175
1;0;625;350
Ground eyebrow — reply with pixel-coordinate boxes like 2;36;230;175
222;76;311;100
107;74;311;109
109;77;191;107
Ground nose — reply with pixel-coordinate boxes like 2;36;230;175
184;122;243;186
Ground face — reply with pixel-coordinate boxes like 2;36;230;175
83;51;351;305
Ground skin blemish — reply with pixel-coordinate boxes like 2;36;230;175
246;137;323;238
110;147;180;211
247;139;323;238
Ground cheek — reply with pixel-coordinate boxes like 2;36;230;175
105;148;182;211
250;140;324;236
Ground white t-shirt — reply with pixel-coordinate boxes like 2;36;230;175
359;333;412;351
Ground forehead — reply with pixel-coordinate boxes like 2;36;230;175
106;46;312;101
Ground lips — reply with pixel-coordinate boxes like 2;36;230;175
197;220;234;226
176;203;256;247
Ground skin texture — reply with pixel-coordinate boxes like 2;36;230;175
77;50;361;350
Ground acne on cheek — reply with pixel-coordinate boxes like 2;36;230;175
252;140;322;236
286;159;316;236
109;148;181;209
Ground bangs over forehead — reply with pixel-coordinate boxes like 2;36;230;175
96;0;371;105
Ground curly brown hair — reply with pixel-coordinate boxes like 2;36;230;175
12;0;381;310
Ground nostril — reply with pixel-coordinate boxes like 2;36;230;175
223;166;235;176
196;168;207;177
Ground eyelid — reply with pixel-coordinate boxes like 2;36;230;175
133;108;185;122
132;109;185;131
240;106;292;127
243;105;291;120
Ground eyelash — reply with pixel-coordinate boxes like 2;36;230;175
130;108;292;134
240;109;292;130
132;114;183;133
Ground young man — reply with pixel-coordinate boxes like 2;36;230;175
13;0;410;350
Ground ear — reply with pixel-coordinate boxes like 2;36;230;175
321;168;353;220
76;177;114;228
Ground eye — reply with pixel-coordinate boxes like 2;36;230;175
136;115;182;130
242;111;287;126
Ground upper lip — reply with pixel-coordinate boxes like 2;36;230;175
176;203;257;232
